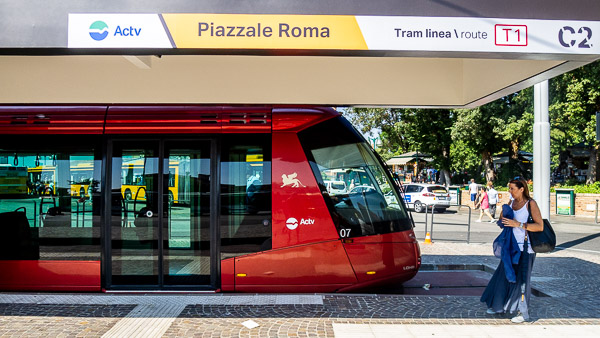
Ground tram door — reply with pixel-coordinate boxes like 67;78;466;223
108;139;215;289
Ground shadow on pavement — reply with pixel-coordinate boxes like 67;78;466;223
557;232;600;249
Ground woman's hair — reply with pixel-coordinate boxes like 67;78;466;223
480;186;487;192
509;177;531;200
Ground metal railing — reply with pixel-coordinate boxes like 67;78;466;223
74;200;89;227
424;204;472;243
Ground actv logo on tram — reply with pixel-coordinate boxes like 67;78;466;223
285;217;315;230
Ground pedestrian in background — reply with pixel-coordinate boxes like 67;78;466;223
475;187;495;222
487;181;499;220
469;179;478;208
481;177;545;323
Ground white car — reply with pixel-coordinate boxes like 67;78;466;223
349;185;375;194
324;180;347;194
402;183;451;213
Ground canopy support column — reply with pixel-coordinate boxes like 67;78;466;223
533;81;551;219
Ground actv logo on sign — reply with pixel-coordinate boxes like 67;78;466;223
89;21;142;41
69;14;172;48
89;21;109;41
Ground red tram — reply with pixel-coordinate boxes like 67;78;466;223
0;106;420;292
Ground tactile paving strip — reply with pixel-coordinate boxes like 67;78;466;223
0;294;324;306
101;303;187;338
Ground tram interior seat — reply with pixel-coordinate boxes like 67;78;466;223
0;208;39;260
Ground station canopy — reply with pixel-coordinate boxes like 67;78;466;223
1;0;600;107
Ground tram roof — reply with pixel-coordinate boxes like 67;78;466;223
1;0;599;107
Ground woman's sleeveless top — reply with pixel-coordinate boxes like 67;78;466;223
511;200;535;254
481;193;489;209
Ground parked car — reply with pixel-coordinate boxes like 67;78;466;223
349;185;375;194
402;183;451;213
324;180;347;194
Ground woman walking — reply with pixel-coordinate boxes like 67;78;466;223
481;178;545;323
475;187;495;222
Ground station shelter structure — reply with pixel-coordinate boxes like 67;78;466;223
0;0;599;292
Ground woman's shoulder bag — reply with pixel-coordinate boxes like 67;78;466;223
527;201;556;253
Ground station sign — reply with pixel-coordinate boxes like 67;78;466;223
68;13;600;55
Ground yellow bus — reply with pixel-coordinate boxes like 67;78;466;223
26;161;180;203
70;162;97;197
27;163;96;197
120;159;179;204
27;165;59;195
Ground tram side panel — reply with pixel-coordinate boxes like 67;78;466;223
233;241;357;293
229;127;357;292
293;112;420;292
270;132;340;248
228;108;420;292
339;233;419;292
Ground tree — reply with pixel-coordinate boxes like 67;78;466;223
451;101;509;183
449;138;480;182
549;60;600;183
397;109;454;185
491;88;534;183
342;108;408;160
343;108;455;185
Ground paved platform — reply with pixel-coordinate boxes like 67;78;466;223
333;324;600;337
1;241;599;337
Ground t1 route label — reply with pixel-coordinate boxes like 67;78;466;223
495;24;528;46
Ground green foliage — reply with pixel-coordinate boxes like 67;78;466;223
397;109;454;171
551;63;600;145
451;100;513;181
344;107;454;172
549;61;600;175
552;182;600;194
451;97;517;154
492;111;533;145
450;139;479;172
342;107;407;159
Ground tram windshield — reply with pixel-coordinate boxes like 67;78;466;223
299;117;412;238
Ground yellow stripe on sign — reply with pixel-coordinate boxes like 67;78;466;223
162;13;368;50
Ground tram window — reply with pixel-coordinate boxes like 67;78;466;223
0;136;102;261
299;117;412;238
220;135;272;259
